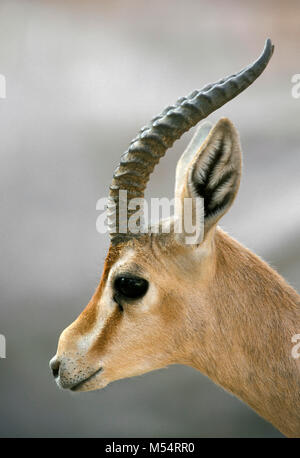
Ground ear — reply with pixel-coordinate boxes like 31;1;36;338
175;118;242;242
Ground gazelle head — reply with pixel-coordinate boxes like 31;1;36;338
50;40;274;392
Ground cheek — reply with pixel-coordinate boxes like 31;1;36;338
107;306;171;363
101;322;171;382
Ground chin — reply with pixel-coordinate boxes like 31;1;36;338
70;375;110;393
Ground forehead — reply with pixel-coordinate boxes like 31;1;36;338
109;249;144;278
104;236;184;284
104;237;166;281
105;239;154;279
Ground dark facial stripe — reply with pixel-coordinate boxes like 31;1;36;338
89;306;123;357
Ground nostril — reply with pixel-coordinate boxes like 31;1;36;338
52;365;59;378
50;357;60;379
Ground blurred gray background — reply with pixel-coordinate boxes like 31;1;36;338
0;0;299;438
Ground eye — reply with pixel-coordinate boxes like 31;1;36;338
114;276;149;300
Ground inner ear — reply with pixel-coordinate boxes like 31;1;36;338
187;117;242;235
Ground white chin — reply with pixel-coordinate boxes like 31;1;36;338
71;377;109;393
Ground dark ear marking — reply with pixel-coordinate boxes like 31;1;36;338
190;118;241;230
193;138;234;218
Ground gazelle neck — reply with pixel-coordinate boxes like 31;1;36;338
188;228;300;437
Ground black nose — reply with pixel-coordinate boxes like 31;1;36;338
50;357;60;378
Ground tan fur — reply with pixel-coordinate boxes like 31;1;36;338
52;118;300;437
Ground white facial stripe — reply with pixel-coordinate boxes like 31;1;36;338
76;249;136;353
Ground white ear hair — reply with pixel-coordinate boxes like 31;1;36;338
175;121;213;199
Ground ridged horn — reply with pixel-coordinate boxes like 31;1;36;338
108;39;274;243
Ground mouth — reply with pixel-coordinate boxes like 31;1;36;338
70;367;103;392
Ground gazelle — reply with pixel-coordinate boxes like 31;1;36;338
50;39;300;437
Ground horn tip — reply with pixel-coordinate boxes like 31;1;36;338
265;38;275;55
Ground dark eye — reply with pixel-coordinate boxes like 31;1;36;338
114;276;149;300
